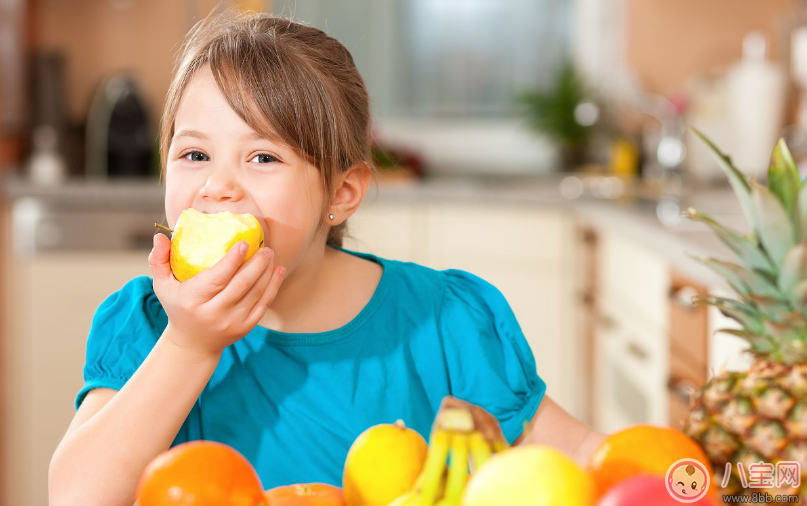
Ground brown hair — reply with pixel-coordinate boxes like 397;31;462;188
160;10;375;247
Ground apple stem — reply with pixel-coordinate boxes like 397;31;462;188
154;223;174;233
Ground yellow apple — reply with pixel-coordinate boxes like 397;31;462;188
169;208;264;282
462;445;595;506
343;420;428;506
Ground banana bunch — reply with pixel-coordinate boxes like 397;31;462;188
387;400;509;506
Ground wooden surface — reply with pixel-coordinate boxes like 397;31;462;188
626;0;798;94
667;271;710;431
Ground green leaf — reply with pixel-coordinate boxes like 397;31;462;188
751;181;798;266
748;294;795;321
779;241;807;294
685;209;774;274
768;138;801;213
699;257;781;298
693;294;764;332
718;328;772;349
798;179;807;240
691;127;755;228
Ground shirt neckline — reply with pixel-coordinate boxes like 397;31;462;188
252;246;395;346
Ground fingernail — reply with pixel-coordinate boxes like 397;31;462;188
278;266;287;277
239;242;248;255
263;248;274;259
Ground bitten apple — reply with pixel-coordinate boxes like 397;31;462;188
168;208;264;282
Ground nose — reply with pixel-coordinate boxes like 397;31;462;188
199;164;245;203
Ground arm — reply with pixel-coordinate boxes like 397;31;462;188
48;330;221;506
48;234;283;506
514;395;607;468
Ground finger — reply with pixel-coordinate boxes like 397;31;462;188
191;241;249;297
149;233;175;285
246;265;286;324
215;247;274;307
234;249;275;312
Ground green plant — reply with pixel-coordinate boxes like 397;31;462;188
517;63;592;150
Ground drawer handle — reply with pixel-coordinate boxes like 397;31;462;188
669;286;699;309
597;313;619;330
667;376;699;403
625;341;648;361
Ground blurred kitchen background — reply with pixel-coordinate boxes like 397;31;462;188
1;0;806;503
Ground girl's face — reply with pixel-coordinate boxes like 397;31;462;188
165;65;328;274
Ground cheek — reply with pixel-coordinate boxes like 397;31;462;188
267;174;325;223
164;177;194;227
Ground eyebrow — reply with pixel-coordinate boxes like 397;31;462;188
173;129;270;142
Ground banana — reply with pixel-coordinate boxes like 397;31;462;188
468;431;492;472
441;433;469;506
387;491;424;506
412;429;451;506
436;407;475;433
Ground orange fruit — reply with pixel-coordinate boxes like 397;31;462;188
264;483;345;506
587;424;713;498
136;440;266;506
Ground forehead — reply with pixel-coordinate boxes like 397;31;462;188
174;65;283;144
176;67;244;129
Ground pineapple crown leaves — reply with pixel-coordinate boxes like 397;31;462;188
689;128;807;364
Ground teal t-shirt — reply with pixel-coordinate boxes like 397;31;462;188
77;248;546;488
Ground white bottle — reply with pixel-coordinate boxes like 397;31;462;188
726;31;787;176
28;125;67;186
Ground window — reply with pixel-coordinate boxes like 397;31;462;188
273;0;572;120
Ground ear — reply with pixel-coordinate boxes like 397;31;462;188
327;162;372;224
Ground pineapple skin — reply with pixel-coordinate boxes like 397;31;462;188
684;361;807;500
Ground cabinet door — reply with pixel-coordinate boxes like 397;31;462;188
425;203;583;420
342;200;427;264
2;251;150;506
593;229;671;431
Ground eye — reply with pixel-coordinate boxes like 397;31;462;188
183;151;209;162
690;481;697;490
250;153;278;164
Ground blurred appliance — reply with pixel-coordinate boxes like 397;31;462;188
86;73;154;179
28;51;69;185
0;0;25;133
726;31;787;175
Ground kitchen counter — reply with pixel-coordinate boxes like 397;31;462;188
2;172;742;288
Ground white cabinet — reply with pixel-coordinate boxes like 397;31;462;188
2;238;150;506
593;228;671;433
344;200;584;420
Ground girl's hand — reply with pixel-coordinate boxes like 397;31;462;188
148;232;285;357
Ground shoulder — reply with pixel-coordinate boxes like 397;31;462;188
378;253;512;319
91;275;166;337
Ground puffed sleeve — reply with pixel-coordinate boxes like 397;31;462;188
75;276;168;409
438;269;547;444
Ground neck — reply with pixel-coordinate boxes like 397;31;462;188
257;240;336;333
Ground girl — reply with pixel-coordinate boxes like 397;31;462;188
48;11;605;505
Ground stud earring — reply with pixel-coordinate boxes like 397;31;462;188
329;214;335;220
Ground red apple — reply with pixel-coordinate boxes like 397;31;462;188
597;475;717;506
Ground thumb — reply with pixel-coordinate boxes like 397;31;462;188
149;233;174;281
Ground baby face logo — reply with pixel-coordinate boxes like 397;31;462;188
666;458;711;503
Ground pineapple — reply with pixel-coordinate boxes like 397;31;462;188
683;128;807;499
